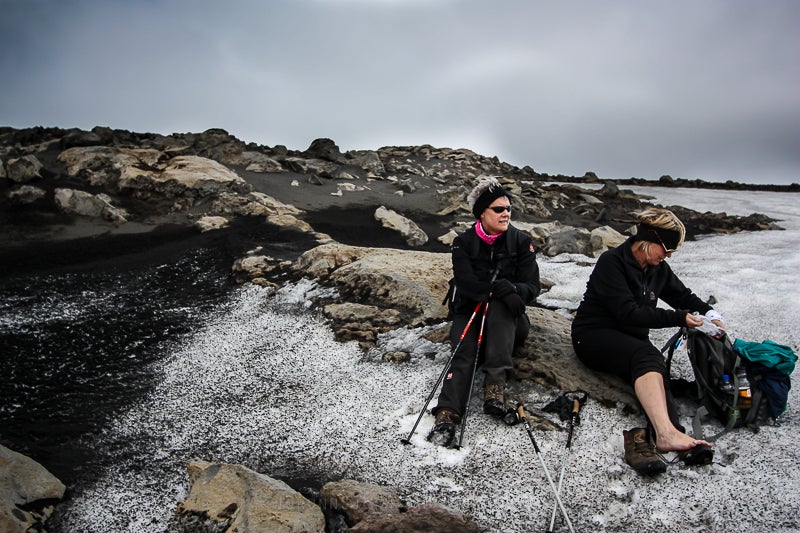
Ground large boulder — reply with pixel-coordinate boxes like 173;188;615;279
0;445;66;533
514;307;638;410
305;137;343;162
346;149;385;176
148;155;251;197
292;244;451;326
7;185;47;205
374;206;428;247
58;147;251;200
176;460;325;533
54;188;129;223
5;154;44;183
349;502;480;533
58;146;164;187
319;479;404;527
241;151;284;173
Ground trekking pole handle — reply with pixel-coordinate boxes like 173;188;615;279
516;403;541;454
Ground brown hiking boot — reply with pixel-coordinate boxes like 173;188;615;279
427;408;461;447
623;427;667;476
483;383;506;417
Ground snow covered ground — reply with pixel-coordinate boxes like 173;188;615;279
59;186;799;532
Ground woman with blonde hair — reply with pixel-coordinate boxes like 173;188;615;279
572;207;724;475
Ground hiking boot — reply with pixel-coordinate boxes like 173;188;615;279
623;427;667;476
427;408;461;447
483;383;506;418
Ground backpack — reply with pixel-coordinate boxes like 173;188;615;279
733;337;796;420
664;327;775;441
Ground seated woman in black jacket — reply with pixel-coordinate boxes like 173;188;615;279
428;177;540;448
572;207;724;475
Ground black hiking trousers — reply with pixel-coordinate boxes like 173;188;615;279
433;300;529;418
571;325;685;434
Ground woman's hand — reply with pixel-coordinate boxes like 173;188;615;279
491;279;517;298
685;313;704;328
711;319;725;330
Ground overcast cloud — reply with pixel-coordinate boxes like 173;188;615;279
1;0;798;184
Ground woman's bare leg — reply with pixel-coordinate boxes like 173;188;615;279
634;371;712;452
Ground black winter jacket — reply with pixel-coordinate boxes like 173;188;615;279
572;236;712;339
448;224;540;315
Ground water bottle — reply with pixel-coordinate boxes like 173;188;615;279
721;374;740;420
721;374;734;394
735;367;752;412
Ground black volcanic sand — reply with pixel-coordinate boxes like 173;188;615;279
303;205;452;253
242;169;456;252
0;216;325;484
0;216;322;278
0;168;459;277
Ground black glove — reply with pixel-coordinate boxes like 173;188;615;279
501;293;525;315
491;279;517;298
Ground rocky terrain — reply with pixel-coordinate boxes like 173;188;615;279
0;125;784;348
0;125;790;532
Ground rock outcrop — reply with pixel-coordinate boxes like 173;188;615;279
175;467;481;533
176;460;326;533
2;126;784;255
0;445;66;533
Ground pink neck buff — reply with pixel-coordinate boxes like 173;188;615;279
475;221;502;245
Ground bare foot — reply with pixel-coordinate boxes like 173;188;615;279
656;429;713;453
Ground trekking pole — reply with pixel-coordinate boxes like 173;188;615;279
547;392;588;533
517;403;575;533
401;301;485;445
454;269;500;449
454;297;490;449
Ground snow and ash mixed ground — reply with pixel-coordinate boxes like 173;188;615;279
60;186;799;532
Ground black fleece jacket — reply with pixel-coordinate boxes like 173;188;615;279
449;224;540;314
572;236;712;339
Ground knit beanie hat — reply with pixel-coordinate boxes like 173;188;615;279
468;177;510;219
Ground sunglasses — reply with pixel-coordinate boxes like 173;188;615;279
651;230;677;254
488;205;512;213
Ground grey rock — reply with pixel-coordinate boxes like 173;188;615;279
6;154;44;183
349;502;480;533
54;188;128;223
374;206;428;246
176;460;325;533
319;479;404;527
0;444;66;533
7;185;46;204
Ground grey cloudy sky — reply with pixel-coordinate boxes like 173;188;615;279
2;0;798;184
